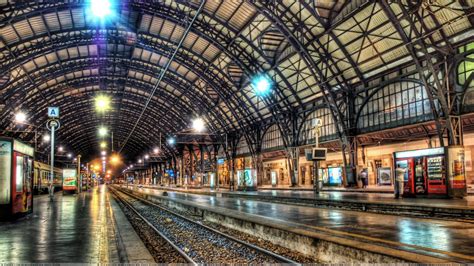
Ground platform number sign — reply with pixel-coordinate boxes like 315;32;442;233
47;107;59;118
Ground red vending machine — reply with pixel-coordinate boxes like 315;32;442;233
0;138;34;219
394;147;466;198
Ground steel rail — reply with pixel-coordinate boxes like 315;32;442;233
109;187;197;265
112;186;300;264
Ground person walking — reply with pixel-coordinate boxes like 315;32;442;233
394;164;406;199
361;169;368;189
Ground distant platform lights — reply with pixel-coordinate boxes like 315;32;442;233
251;74;272;97
98;126;108;137
100;141;107;149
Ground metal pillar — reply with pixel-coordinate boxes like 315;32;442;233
48;121;57;201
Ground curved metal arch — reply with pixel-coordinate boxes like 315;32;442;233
26;74;228;158
18;75;213;137
293;1;366;85
0;30;257;134
148;1;303;107
259;122;283;152
353;78;426;126
47;88;190;136
250;2;350;142
295;106;336;146
58;107;179;157
0;7;269;126
1;53;238;132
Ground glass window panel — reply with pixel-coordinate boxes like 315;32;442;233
416;101;423;115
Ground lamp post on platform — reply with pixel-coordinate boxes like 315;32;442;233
46;107;60;201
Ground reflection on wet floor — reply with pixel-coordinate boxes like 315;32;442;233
139;187;474;258
0;186;118;263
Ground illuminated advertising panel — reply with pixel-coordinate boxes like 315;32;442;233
62;169;77;191
0;141;12;204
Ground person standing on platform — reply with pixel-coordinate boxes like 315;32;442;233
360;169;368;189
394;164;406;199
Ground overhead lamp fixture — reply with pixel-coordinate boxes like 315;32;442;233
101;150;107;156
94;94;111;113
251;75;272;96
167;137;176;145
67;153;72;158
98;126;108;136
138;159;142;163
130;164;134;168
192;117;206;132
58;146;64;152
153;147;159;154
14;111;27;123
144;154;149;160
90;0;112;18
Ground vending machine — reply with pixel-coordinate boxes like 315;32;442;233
393;146;466;198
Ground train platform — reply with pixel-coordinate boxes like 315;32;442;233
0;186;154;263
138;185;474;219
123;186;474;263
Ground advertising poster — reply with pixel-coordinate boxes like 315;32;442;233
62;169;77;191
377;167;392;185
0;141;12;204
448;147;466;190
318;168;328;183
328;167;342;185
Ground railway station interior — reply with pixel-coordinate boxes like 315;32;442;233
0;0;474;264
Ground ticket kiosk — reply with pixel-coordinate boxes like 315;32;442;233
0;138;34;219
393;146;467;198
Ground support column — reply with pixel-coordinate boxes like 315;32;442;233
287;147;299;186
341;136;358;187
252;153;263;187
199;144;204;187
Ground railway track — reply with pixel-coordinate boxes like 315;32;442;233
110;187;299;264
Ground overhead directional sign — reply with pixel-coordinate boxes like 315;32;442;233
47;107;59;118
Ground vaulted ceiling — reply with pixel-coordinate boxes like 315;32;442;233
0;0;471;161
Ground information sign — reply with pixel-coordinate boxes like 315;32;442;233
47;107;59;118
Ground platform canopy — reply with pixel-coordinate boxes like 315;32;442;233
0;0;472;160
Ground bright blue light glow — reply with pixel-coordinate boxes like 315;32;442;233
91;0;111;18
167;137;176;145
251;75;272;96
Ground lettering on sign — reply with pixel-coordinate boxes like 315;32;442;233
47;107;59;118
